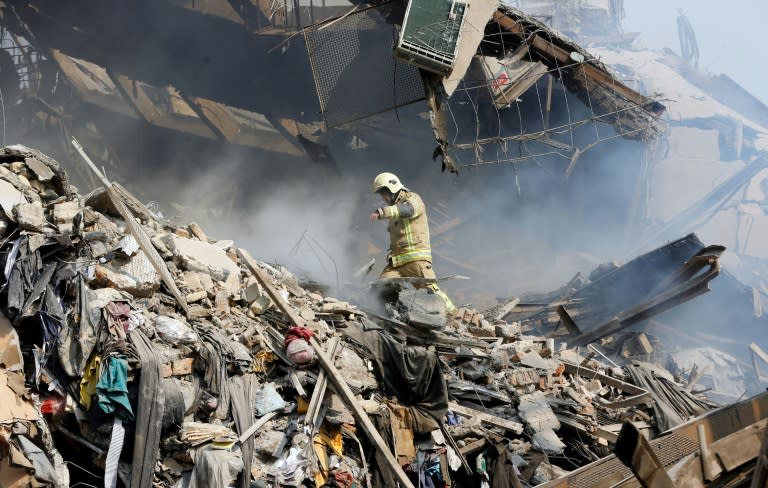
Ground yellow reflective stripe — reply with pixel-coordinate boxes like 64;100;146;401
382;205;399;219
411;196;423;217
428;284;456;313
403;217;413;249
391;249;432;267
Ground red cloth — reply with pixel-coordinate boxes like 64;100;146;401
331;471;356;488
284;326;313;347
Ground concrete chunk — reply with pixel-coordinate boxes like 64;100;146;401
24;157;55;182
14;203;44;232
245;283;262;303
181;271;204;292
398;288;446;329
188;222;207;241
53;200;80;224
532;429;565;455
518;392;560;432
520;350;559;372
171;235;240;292
249;295;272;315
91;251;161;298
0;180;26;221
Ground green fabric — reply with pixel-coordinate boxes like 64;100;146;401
96;355;134;421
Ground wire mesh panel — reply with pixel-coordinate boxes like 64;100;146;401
304;1;425;128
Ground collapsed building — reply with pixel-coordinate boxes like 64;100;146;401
0;144;765;488
0;0;766;487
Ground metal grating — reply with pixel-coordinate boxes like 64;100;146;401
304;1;425;128
567;433;699;488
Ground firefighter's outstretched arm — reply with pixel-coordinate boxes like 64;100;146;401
373;201;416;220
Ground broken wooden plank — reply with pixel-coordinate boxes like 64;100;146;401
448;402;524;434
290;371;307;398
596;421;651;444
712;419;766;472
438;424;472;475
595;427;619;444
562;361;651;409
495;297;520;321
112;182;156;222
238;411;278;444
752;424;768;488
458;438;487;456
556;305;580;334
697;423;722;481
615;421;676;488
308;334;415;487
242;248;415;488
72;138;190;316
305;337;340;429
237;248;304;326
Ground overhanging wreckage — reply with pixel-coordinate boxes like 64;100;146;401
2;0;666;176
303;1;666;172
430;5;666;172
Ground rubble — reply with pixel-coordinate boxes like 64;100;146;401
0;143;763;488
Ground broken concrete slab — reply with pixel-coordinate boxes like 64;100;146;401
181;271;204;292
520;350;559;371
249;295;272;316
13;202;45;232
170;235;241;293
92;250;161;298
518;392;560;432
397;288;447;330
24;157;55;182
0;180;26;221
532;429;565;455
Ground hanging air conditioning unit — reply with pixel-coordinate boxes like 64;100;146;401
394;0;468;75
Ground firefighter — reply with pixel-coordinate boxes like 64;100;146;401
369;172;456;315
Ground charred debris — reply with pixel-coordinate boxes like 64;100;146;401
0;0;766;487
0;144;763;487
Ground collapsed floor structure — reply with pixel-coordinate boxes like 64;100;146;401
0;145;765;487
0;0;767;486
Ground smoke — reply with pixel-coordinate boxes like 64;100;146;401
7;0;767;341
623;0;768;105
90;83;649;310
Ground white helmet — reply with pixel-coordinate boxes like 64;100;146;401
371;172;404;194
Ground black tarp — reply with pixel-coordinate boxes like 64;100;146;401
344;319;448;434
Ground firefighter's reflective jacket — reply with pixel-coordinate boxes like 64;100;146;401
377;190;432;267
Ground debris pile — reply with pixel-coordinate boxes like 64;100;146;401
0;144;763;488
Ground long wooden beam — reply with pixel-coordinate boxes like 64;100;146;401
238;248;416;488
72;138;190;316
449;402;524;434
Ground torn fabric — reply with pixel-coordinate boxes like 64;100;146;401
344;320;448;434
96;354;134;421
